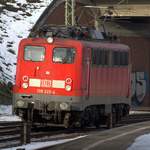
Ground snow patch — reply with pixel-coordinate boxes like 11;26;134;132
6;2;20;8
0;105;12;115
127;133;150;150
0;105;21;121
3;135;87;150
0;115;22;122
15;0;28;3
0;4;4;7
0;0;52;83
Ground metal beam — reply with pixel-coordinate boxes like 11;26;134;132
85;5;150;16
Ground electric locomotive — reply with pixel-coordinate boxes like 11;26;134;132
13;26;131;128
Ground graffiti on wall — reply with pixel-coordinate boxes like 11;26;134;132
131;72;148;106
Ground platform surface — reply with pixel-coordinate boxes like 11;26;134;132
46;121;150;150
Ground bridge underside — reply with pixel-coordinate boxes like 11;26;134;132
78;0;150;16
86;5;150;17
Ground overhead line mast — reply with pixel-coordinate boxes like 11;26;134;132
65;0;76;26
64;0;101;29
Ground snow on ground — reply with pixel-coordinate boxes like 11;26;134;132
129;111;150;115
0;105;12;115
1;104;150;149
127;133;150;150
0;4;4;7
3;135;87;150
2;133;150;150
0;115;21;122
0;105;21;121
0;0;52;82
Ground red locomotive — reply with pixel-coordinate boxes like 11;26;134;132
13;26;131;128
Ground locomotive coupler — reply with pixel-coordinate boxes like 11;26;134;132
27;102;34;122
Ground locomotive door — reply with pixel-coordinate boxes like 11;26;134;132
84;48;91;99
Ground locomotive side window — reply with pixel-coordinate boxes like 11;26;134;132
53;48;75;64
24;46;45;62
113;51;120;66
103;50;109;65
112;51;128;66
92;49;97;65
92;49;109;66
120;52;129;66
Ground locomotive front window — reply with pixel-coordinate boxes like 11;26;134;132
24;46;45;62
53;48;75;64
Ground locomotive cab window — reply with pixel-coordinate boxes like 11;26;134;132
24;46;45;62
53;47;75;64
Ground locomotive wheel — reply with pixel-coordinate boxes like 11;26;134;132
94;114;100;128
80;116;86;128
80;109;90;128
106;113;113;129
93;107;100;128
112;112;117;127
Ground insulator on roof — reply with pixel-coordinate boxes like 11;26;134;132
29;25;120;41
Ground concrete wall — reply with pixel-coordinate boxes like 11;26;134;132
120;37;150;110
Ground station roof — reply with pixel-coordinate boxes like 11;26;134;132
81;0;150;5
31;0;150;36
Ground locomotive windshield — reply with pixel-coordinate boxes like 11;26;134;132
24;46;45;62
53;47;75;64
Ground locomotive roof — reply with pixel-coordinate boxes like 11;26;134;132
21;37;129;51
80;40;130;51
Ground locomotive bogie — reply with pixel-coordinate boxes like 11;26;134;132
13;93;130;127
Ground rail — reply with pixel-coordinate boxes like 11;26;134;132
116;112;150;127
0;121;32;149
0;113;150;149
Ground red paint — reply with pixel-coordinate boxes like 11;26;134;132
13;38;131;99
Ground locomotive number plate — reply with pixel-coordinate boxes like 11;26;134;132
29;78;65;89
37;89;56;95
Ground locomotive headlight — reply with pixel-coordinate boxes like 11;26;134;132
65;85;71;91
17;100;24;107
60;102;69;110
22;83;28;89
47;37;54;43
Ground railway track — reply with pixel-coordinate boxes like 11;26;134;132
31;112;150;142
0;121;23;149
1;112;150;149
31;125;106;142
26;112;150;144
120;112;150;125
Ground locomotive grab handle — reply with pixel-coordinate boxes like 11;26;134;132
34;66;40;76
86;56;91;99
